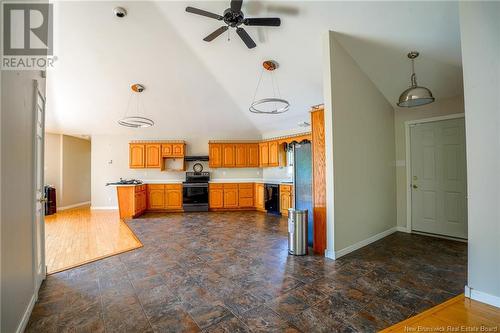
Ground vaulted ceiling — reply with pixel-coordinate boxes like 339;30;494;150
46;1;463;138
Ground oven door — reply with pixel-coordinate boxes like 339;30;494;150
183;183;209;205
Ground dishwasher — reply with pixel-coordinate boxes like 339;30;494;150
264;183;280;215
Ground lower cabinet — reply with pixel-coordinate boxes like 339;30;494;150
146;184;183;211
223;184;239;208
254;183;265;211
280;184;293;216
117;185;146;219
238;184;254;208
209;184;224;208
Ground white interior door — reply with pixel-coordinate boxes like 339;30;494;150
410;117;467;239
34;80;46;287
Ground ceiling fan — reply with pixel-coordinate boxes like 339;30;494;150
185;0;281;49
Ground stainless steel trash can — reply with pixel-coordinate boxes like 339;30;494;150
288;209;308;255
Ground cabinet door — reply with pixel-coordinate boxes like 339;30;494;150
162;144;172;157
147;188;165;209
259;142;269;167
255;183;265;210
280;192;291;216
209;144;222;168
129;144;145;168
268;141;279;166
222;144;236;167
145;144;162;168
223;189;238;208
235;144;247;167
172;144;184;157
165;189;182;209
247;144;259;167
209;189;224;208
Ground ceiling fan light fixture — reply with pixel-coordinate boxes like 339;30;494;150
397;51;435;108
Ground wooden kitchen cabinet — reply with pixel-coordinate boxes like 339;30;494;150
129;144;145;168
117;185;146;219
147;184;165;210
235;144;247;167
161;144;172;157
222;144;236;167
165;184;183;210
280;184;293;216
209;143;223;168
223;184;238;208
259;142;269;167
268;141;279;167
254;183;265;211
171;144;184;157
247;144;259;167
209;184;224;209
238;183;254;208
145;144;162;168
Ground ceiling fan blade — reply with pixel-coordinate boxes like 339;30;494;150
244;17;281;26
203;26;229;42
230;0;243;12
185;7;223;20
236;27;256;49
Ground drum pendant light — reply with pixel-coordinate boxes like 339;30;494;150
118;84;154;128
249;60;290;114
397;51;435;107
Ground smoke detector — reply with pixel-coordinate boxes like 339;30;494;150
113;7;127;18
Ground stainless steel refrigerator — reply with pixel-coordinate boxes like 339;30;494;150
292;142;314;247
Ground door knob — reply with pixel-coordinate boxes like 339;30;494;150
38;197;48;203
412;184;418;189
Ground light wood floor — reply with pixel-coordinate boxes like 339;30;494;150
382;294;500;332
45;206;142;274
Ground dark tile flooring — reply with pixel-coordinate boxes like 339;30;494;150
26;212;467;332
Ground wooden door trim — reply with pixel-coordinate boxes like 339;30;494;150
404;113;465;234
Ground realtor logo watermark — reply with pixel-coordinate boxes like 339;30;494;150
2;3;56;70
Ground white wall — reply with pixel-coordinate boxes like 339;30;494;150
327;32;397;253
91;135;263;208
1;71;45;333
394;95;465;227
459;2;500;306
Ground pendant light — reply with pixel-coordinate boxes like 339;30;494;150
249;60;290;114
397;51;435;107
118;84;154;128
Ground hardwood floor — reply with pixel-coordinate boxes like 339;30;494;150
45;207;142;273
382;294;500;332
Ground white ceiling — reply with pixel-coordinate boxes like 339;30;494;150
46;1;463;138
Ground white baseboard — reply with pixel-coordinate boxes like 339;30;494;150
58;201;91;211
465;285;500;308
396;226;410;233
324;248;336;260
335;226;398;259
90;206;118;210
16;292;37;333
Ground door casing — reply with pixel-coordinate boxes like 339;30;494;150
404;113;466;240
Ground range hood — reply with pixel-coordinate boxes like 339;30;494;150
185;156;209;162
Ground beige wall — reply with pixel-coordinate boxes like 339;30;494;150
1;71;45;333
328;32;397;253
394;95;465;227
460;2;500;305
61;135;91;207
44;133;62;204
44;134;91;209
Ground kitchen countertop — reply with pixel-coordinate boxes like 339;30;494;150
110;179;293;186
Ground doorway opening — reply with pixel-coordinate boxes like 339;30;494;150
405;114;467;240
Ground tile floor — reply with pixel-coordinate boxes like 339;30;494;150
26;211;467;332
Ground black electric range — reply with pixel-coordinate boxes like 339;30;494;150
183;172;210;212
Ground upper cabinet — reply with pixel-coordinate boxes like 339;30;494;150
129;144;146;168
222;144;236;167
259;142;269;167
268;141;279;167
209;143;223;168
235;144;247;167
129;141;185;170
145;144;162;168
247;144;259;167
